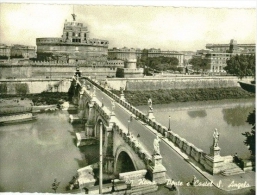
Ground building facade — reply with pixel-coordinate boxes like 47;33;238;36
36;14;109;65
10;44;36;59
0;44;11;59
195;39;255;73
133;48;185;66
108;47;137;61
206;39;255;54
108;47;143;78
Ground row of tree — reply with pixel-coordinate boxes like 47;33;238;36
188;54;255;78
188;57;211;73
136;49;182;73
224;54;255;79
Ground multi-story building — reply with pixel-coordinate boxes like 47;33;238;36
108;47;143;78
106;60;124;67
10;44;36;59
195;49;231;73
147;48;184;66
134;48;185;66
108;47;137;61
36;14;109;65
179;51;196;66
206;39;255;54
194;39;255;73
0;44;11;59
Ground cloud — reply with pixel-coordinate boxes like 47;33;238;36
0;4;255;51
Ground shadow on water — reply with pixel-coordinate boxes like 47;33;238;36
72;137;77;147
72;145;99;168
68;130;76;136
0;185;5;192
222;106;254;127
187;110;207;118
74;158;89;168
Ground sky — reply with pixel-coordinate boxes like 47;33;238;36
0;1;256;51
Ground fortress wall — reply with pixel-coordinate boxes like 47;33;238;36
0;79;71;94
0;66;116;79
0;66;32;78
107;77;252;91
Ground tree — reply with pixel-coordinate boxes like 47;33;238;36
242;109;255;157
147;56;179;72
189;57;211;73
224;54;255;79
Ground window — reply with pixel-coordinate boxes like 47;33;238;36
72;32;75;36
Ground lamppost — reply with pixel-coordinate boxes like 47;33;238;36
99;122;103;194
168;116;171;131
127;119;130;136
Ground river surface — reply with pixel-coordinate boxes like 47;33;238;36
0;98;255;193
0;110;98;193
137;98;255;159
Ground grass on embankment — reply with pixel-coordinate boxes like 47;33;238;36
0;87;254;107
112;87;255;106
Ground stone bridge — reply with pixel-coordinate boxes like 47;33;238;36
67;75;254;193
69;76;166;184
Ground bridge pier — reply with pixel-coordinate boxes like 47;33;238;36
103;118;115;174
85;98;96;137
148;154;167;184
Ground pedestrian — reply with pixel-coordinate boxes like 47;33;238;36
234;153;239;163
191;175;197;186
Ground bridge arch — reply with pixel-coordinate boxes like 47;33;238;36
116;151;136;174
114;145;146;175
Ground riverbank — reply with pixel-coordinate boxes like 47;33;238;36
0;92;69;106
112;87;255;106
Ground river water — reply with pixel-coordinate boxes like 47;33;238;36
0;98;255;193
0;110;98;193
137;98;255;159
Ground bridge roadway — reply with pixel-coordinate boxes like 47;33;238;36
91;86;232;195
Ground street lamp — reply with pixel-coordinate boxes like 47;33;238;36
168;116;171;131
127;119;130;136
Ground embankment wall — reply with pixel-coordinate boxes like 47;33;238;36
106;77;252;91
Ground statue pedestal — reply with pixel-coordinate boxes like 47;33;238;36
147;109;155;121
148;155;166;184
210;145;221;157
120;93;125;101
202;145;224;174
